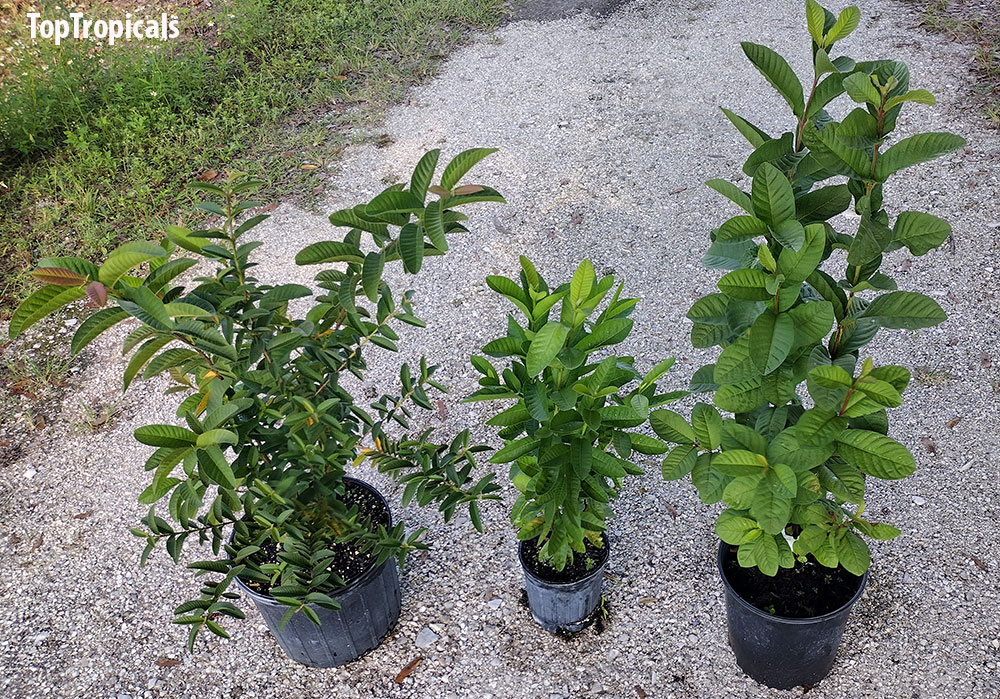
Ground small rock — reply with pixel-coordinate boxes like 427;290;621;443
64;318;78;327
415;627;439;648
487;598;502;610
912;496;927;506
23;467;36;480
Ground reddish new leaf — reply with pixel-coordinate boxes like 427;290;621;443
31;267;86;286
86;281;108;307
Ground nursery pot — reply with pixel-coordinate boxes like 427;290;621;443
518;534;609;634
717;541;867;689
233;477;402;668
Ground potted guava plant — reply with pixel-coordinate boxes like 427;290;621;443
466;257;683;633
8;149;506;667
656;2;966;689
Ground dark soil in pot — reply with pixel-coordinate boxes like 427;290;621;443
721;547;864;618
233;477;401;668
239;478;391;595
520;535;609;583
718;542;868;689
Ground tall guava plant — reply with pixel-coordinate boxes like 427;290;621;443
654;0;966;576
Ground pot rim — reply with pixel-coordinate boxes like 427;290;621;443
233;476;393;604
518;531;610;588
716;540;868;625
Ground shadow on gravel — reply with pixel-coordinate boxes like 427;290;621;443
509;0;637;21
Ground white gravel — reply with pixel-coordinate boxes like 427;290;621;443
2;1;999;697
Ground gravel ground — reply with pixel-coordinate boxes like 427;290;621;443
2;0;999;697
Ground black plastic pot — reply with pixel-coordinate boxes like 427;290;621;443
518;535;609;634
234;478;401;668
717;541;867;689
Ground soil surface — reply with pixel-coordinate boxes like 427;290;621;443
242;479;392;596
720;546;864;619
521;534;609;584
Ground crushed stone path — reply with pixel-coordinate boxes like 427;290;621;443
2;0;999;697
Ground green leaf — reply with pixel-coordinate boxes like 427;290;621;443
366;190;424;216
714;380;763;414
806;0;826;43
294;241;365;266
142;348;200;380
776;223;825;284
525;322;569;376
569;259;596;307
524;381;550;421
661;444;698;480
884;89;936;111
751;476;793;535
853;376;901;407
122;286;173;331
196;429;239;448
720;108;770;148
826;6;861;44
723;474;762;509
423;199;447;251
576;318;633;352
809;364;854;389
490;437;540;464
715;336;759;384
409;149;440;202
716;511;762;545
692;453;727;503
440;148;498;190
714;450;768;477
629;434;670;455
744;533;780;576
842;71;880;105
893;211;951;256
650;409;696;444
198;446;237;489
835;531;871;575
362;252;384;302
863;291;946;330
789;301;835;348
717;268;770;301
691;403;723;450
717;215;769;241
9;285;86;338
751;163;796;228
795;184;852;224
134;425;198;448
71;307;129;355
399;224;424;274
837;430;916;479
875;132;967;181
772;220;805;252
706;179;753;214
771;463;798;497
123;336;170;389
741;42;805;117
98;242;167;286
749;310;795;374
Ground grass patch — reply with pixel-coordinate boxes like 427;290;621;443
0;0;506;314
904;0;1000;127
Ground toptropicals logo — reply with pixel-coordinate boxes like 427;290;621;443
27;12;180;46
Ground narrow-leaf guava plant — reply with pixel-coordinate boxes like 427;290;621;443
657;2;966;577
466;257;683;571
9;149;505;648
